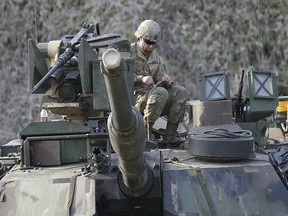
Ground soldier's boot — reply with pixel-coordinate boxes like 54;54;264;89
163;122;184;144
144;119;156;141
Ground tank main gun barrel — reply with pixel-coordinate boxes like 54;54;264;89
102;48;152;195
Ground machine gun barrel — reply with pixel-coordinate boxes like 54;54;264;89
237;69;245;101
233;69;245;120
31;48;74;93
102;48;152;194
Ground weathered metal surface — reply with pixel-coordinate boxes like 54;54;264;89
0;163;96;215
192;100;233;127
162;150;288;216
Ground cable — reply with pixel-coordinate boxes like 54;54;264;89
190;128;253;139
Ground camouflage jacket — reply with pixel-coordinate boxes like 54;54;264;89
131;42;166;90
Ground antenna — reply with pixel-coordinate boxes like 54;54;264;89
257;0;261;66
33;0;38;43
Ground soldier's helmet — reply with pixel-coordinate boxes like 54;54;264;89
135;20;161;43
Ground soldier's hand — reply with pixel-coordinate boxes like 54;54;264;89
141;76;154;86
162;75;173;87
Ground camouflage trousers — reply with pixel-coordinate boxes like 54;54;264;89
134;85;188;124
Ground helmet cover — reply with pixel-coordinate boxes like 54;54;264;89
135;20;161;42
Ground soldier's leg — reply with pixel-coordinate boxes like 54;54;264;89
134;87;168;140
162;86;188;142
144;87;168;140
134;91;149;114
144;87;168;123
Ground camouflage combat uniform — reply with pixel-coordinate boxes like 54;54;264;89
132;42;188;125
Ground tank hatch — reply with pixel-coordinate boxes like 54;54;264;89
188;124;254;160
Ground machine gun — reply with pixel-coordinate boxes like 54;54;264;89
31;22;97;93
232;69;246;121
28;22;132;121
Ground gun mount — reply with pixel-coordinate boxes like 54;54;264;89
1;23;288;216
28;22;132;122
232;70;279;147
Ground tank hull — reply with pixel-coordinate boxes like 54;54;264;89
1;150;288;216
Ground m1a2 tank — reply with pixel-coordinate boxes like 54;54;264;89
0;22;288;216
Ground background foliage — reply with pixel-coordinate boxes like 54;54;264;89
1;0;288;144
